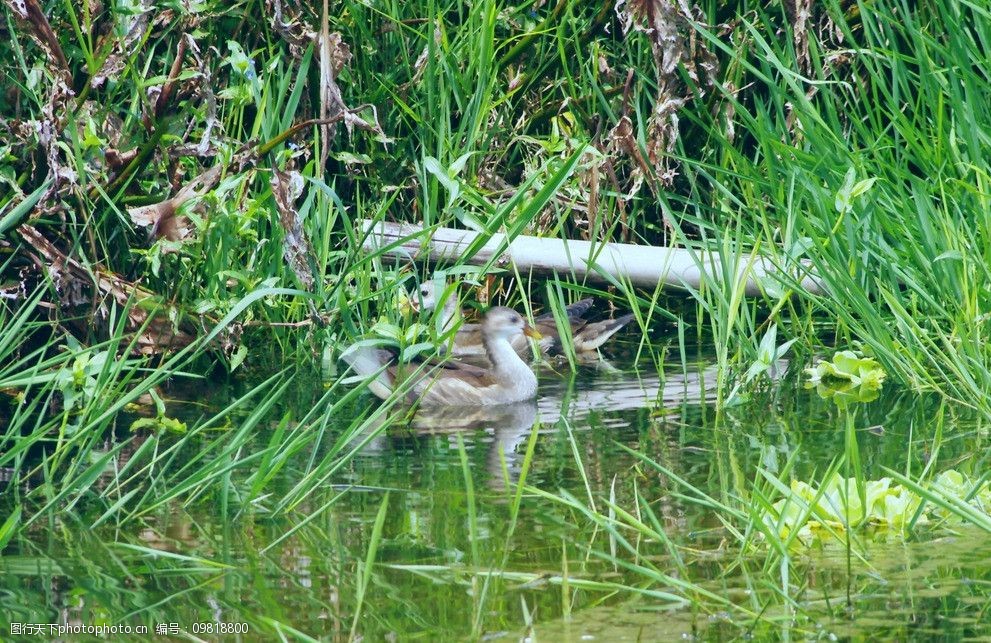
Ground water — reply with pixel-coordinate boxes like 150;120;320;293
2;352;990;641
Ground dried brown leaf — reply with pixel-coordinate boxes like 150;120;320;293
271;169;315;290
790;0;813;75
175;36;218;156
18;225;195;355
40;78;77;194
269;0;317;58
413;26;442;83
127;165;222;245
613;0;720;189
319;29;352;161
91;0;152;89
4;0;71;82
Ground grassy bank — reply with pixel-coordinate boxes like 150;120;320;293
3;0;990;404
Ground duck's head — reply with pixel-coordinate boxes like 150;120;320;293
410;280;459;325
482;306;542;341
411;281;438;313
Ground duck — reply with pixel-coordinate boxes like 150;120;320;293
410;281;635;357
341;306;542;406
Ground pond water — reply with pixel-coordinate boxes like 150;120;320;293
2;347;990;641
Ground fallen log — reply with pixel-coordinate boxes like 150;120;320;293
361;220;824;296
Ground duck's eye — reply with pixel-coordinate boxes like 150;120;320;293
420;287;428;296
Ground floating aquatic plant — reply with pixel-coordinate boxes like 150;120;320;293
764;470;991;546
929;470;991;519
804;350;887;406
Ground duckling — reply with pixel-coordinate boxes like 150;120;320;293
411;281;634;357
341;307;542;406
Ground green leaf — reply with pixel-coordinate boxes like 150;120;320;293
0;180;52;237
850;177;877;198
0;505;21;549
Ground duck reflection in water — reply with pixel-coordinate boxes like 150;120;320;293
357;401;538;490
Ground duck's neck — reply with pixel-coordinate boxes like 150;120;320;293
484;334;530;377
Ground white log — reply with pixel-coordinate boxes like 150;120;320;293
360;219;824;296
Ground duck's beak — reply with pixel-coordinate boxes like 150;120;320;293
523;323;542;340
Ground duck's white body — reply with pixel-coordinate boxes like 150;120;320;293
342;307;539;406
415;335;537;405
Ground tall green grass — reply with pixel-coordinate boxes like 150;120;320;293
668;0;991;412
3;0;989;413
